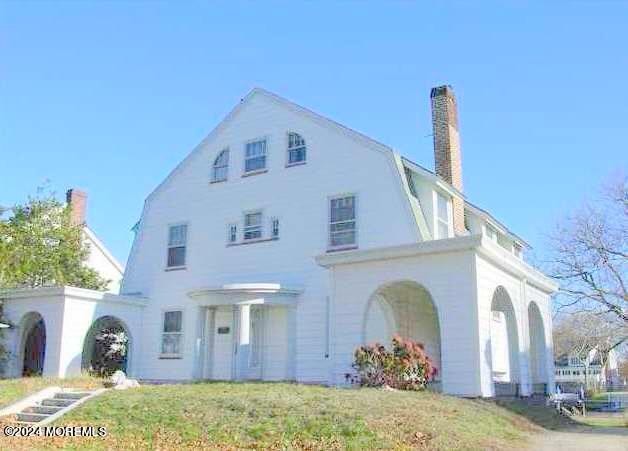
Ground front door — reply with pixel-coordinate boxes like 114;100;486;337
247;306;263;379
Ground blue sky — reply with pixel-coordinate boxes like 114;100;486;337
1;2;626;265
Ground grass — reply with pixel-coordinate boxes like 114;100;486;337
0;380;545;450
0;376;102;409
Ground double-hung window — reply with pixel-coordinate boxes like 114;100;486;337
161;310;183;357
245;139;267;173
271;217;279;239
243;211;263;241
436;192;450;239
167;224;187;268
287;132;306;165
329;195;356;249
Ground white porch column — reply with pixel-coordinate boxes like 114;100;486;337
236;304;251;380
518;280;532;396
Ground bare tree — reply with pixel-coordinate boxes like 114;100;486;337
553;312;626;386
549;174;627;323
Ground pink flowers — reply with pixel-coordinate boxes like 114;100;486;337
350;334;437;391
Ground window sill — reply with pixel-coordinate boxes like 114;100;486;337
242;169;268;178
165;266;187;272
227;237;279;247
210;179;227;184
326;245;358;253
285;161;306;168
159;355;183;360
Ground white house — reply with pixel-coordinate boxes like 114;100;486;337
0;86;558;397
555;348;622;390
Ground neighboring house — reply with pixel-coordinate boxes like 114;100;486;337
0;86;558;397
555;348;621;389
66;189;125;294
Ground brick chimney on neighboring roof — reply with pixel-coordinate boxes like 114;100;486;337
66;188;87;226
430;85;466;234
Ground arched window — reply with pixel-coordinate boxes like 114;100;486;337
287;132;306;165
212;149;229;182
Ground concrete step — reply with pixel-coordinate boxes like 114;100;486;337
24;405;64;415
16;412;50;423
41;398;75;408
54;391;93;400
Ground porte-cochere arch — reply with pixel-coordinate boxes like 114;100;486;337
528;301;548;393
81;315;132;376
362;280;442;381
18;311;47;377
490;286;521;395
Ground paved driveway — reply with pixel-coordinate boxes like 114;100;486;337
527;425;628;451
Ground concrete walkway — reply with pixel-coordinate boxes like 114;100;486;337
527;425;628;451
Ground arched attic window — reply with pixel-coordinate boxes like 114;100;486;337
287;132;306;166
211;149;229;183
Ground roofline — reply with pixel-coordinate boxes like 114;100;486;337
402;157;530;248
316;234;557;293
0;285;147;307
84;227;125;273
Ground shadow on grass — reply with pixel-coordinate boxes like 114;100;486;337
494;400;580;431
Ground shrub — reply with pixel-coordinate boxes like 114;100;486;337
350;335;437;390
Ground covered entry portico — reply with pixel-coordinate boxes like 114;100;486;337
188;284;299;381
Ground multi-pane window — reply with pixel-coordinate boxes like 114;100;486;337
244;212;263;241
436;192;450;239
329;195;356;248
245;139;267;173
287;132;306;165
167;224;187;267
212;149;229;182
486;225;498;241
271;217;279;239
161;310;183;356
228;224;237;244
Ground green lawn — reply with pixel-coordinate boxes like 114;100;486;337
1;380;543;450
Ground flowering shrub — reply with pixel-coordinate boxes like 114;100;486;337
350;335;437;390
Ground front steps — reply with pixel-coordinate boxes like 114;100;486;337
1;388;107;426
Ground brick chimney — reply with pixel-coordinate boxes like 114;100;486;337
430;85;466;234
66;189;87;226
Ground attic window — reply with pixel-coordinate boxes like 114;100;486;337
212;149;229;183
287;133;306;166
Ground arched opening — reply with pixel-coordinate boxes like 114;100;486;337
490;286;521;396
20;312;46;377
363;281;441;381
528;301;547;393
81;316;131;377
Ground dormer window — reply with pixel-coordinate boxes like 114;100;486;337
245;139;267;174
513;243;523;258
287;132;306;166
212;149;229;183
436;192;450;239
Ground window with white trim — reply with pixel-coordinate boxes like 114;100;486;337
271;217;279;239
161;310;183;357
513;243;522;258
329;195;356;249
243;211;263;241
436;192;450;239
167;224;187;268
228;223;237;244
287;132;306;165
486;224;498;241
212;149;229;182
245;139;267;173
